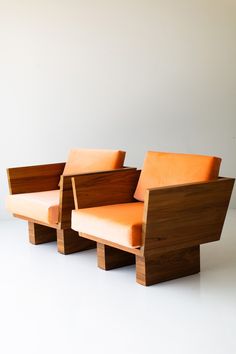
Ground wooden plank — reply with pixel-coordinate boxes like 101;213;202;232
72;168;140;209
143;177;235;256
57;229;95;255
28;222;57;244
136;246;200;286
97;243;135;270
79;232;141;256
14;214;59;229
7;162;65;194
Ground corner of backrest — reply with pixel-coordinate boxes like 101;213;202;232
116;150;126;168
211;156;222;179
133;151;153;202
6;168;13;194
133;151;223;202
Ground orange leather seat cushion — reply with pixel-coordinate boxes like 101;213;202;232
72;202;144;248
6;190;60;225
134;151;221;201
63;149;126;176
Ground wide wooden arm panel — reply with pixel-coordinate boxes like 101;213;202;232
7;162;65;194
71;168;141;210
142;177;235;255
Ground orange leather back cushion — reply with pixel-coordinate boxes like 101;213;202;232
134;151;221;202
63;149;126;176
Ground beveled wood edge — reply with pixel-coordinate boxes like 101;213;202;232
60;167;138;198
146;176;234;193
7;161;65;170
13;214;60;230
7;169;13;194
71;179;78;210
64;166;137;181
79;232;142;256
7;161;65;176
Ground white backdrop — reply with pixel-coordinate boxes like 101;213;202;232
0;0;236;218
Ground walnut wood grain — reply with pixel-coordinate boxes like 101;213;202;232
14;214;59;229
80;233;141;255
8;165;138;255
142;178;235;257
7;162;65;194
97;243;135;270
59;175;75;229
57;229;95;255
28;222;57;245
79;177;234;285
72;168;140;209
136;246;200;286
59;168;139;229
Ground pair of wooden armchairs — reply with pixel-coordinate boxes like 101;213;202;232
6;149;234;286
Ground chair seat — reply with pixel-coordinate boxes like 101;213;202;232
6;190;60;225
71;202;144;248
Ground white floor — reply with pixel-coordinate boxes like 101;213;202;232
0;211;236;354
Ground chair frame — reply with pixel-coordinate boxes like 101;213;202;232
71;171;235;286
7;162;138;255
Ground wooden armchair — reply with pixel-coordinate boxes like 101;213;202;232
6;149;130;255
71;152;235;286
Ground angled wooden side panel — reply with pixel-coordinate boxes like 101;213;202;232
143;178;235;256
72;168;140;209
7;162;65;194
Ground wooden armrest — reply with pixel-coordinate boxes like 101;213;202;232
143;177;235;255
7;162;65;194
71;168;140;210
59;167;140;229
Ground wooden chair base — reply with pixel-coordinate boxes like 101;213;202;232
28;222;96;255
28;222;57;245
136;246;200;286
97;243;135;270
57;229;96;255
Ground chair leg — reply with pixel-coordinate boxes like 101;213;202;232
97;243;135;270
28;222;57;245
57;229;96;255
136;246;200;286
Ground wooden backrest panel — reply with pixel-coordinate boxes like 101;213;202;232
142;178;235;256
7;163;65;194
